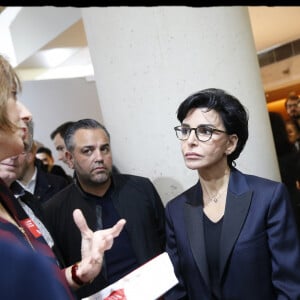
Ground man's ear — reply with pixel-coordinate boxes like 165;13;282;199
65;151;74;169
26;152;35;164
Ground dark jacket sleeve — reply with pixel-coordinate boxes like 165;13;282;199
113;175;166;263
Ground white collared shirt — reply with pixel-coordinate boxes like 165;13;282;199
16;167;37;195
15;167;54;248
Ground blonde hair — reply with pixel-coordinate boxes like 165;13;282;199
0;54;22;132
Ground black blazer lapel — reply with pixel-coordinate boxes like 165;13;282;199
219;172;252;280
184;183;210;288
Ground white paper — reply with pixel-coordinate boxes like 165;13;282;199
82;252;178;300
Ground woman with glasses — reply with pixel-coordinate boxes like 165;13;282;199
164;88;300;300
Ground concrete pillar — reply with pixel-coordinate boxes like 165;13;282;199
82;6;280;204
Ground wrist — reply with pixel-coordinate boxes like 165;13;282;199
70;263;95;287
71;263;85;286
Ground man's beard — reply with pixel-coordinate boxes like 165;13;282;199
23;135;33;152
90;170;111;185
24;120;34;152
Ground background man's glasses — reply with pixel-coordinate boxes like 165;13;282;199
174;125;226;142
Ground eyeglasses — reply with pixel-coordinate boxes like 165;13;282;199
287;103;298;109
174;125;227;142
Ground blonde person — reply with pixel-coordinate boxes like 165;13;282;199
0;54;125;299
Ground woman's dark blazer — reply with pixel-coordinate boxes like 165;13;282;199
165;168;300;300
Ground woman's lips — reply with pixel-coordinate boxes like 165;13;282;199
184;152;202;159
0;162;16;170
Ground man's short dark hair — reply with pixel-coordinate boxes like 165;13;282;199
36;146;53;158
50;121;75;140
64;119;110;152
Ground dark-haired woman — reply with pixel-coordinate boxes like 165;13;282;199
165;88;300;299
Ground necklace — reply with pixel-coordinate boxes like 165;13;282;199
202;183;223;204
201;169;230;205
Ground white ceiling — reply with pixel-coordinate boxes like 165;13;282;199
5;7;300;79
248;6;300;52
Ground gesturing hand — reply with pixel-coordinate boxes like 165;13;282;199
71;208;126;284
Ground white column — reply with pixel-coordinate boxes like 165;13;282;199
82;7;280;204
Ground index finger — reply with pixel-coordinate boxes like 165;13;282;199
73;209;92;238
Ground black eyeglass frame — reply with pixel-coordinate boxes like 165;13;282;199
174;125;227;142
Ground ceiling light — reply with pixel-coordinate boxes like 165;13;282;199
35;47;79;68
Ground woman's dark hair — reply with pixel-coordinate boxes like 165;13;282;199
176;88;249;168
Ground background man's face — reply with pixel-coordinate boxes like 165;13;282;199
68;128;113;187
35;153;53;173
53;133;68;164
286;99;299;119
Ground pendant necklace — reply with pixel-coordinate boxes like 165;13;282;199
202;184;223;204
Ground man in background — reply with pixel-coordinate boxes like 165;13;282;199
44;118;165;299
285;91;300;129
50;121;120;175
3;142;69;203
50;121;75;167
36;146;71;182
0;120;68;203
